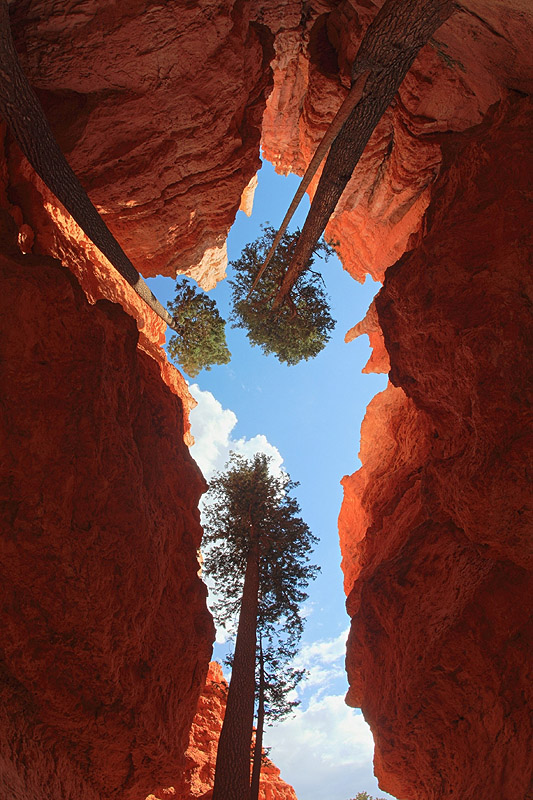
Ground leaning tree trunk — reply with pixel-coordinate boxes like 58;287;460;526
212;538;260;800
250;635;266;800
246;69;370;299
0;0;175;329
273;0;455;308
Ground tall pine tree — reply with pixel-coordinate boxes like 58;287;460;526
203;453;318;800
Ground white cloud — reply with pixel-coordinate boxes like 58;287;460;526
298;628;349;667
266;694;393;800
292;629;349;696
189;384;283;481
263;629;396;799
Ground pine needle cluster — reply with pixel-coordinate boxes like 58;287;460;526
167;279;230;377
229;226;336;365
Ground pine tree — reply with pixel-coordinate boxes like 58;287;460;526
203;453;318;800
167;279;230;377
229;227;336;365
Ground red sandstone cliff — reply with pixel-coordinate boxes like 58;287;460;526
0;129;214;799
340;95;533;800
1;1;532;799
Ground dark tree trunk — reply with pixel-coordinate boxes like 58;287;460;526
0;1;175;329
246;69;370;300
250;635;265;800
212;538;260;800
273;0;455;308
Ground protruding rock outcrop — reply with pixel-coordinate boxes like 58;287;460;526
8;0;277;286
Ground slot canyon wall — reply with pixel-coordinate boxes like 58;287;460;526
0;1;531;799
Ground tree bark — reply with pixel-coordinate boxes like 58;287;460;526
273;0;455;308
250;635;265;800
246;69;370;300
0;1;175;329
212;538;260;800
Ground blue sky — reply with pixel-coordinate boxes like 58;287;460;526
147;160;396;800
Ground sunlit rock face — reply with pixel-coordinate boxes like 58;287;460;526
339;94;533;800
0;134;214;798
8;0;278;286
150;662;298;800
262;0;533;283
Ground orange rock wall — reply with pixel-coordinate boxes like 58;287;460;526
169;662;298;800
339;95;533;800
0;141;214;799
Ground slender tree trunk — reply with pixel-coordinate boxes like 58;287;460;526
250;635;265;800
0;1;175;329
212;538;260;800
273;0;455;308
246;69;370;300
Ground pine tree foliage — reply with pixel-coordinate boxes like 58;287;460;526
258;633;305;722
167;279;230;377
203;452;319;629
203;452;319;800
229;227;336;365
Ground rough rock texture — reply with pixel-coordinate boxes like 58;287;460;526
0;168;214;799
149;662;298;800
8;0;278;286
263;0;533;284
339;94;533;800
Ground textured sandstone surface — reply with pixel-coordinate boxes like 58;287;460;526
149;662;298;800
339;95;533;800
263;0;533;284
0;161;214;798
8;0;277;286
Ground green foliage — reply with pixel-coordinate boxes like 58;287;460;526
348;793;388;800
229;226;336;365
259;633;306;723
203;452;318;626
166;278;230;377
203;452;318;719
